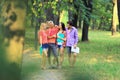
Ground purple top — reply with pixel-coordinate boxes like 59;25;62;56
66;27;78;47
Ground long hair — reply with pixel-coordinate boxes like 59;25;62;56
60;22;66;31
40;23;46;30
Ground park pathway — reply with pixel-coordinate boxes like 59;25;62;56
22;49;66;80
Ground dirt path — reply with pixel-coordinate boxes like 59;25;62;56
21;50;66;80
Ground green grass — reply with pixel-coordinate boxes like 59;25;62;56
23;28;120;80
63;30;120;80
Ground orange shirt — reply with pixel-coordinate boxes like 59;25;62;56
38;30;48;44
47;27;59;43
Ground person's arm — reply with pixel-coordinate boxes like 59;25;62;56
40;35;42;46
74;29;78;48
58;31;66;41
48;35;56;38
38;31;42;46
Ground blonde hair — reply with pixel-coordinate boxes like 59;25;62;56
40;23;46;30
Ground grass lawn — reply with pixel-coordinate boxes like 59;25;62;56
22;28;120;80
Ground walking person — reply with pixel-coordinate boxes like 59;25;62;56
38;23;48;70
66;21;78;67
57;22;66;68
47;21;59;68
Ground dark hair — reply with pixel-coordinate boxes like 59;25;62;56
60;22;66;31
67;21;73;26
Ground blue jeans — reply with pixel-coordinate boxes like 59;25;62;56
48;43;58;57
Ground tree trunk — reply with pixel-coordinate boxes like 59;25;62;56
0;0;26;80
72;13;78;28
78;13;82;29
82;21;89;41
45;7;60;25
68;0;78;27
117;0;120;29
81;0;92;41
111;0;118;35
45;7;54;21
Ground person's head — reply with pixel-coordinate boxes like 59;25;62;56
40;23;46;30
46;21;50;29
67;21;73;28
48;20;54;28
59;22;66;31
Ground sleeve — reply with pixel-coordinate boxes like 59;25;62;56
74;29;78;44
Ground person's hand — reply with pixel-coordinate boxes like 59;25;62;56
40;44;42;47
55;25;58;27
57;36;61;39
73;44;77;48
53;35;56;37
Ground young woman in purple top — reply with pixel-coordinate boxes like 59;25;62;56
66;21;78;67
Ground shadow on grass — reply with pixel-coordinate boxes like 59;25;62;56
63;66;97;80
65;70;96;80
21;53;41;80
66;71;96;80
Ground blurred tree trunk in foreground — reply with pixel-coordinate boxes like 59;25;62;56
0;0;26;80
117;0;120;29
111;0;118;35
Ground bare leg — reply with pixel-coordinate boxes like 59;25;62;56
48;47;51;66
59;47;64;67
43;49;48;69
68;53;72;67
72;53;77;67
41;52;44;69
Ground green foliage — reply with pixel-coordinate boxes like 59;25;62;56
91;0;113;30
27;0;113;30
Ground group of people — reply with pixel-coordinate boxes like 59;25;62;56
38;20;78;70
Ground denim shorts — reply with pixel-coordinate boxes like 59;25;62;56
57;45;63;48
42;44;48;49
66;46;72;54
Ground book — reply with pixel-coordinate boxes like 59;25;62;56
71;46;80;53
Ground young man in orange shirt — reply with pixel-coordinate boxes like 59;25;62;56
47;21;59;68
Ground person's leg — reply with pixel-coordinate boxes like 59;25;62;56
72;53;77;67
47;44;51;66
42;49;48;69
42;50;46;69
54;45;60;65
67;47;72;67
51;44;59;67
41;52;44;69
59;46;64;67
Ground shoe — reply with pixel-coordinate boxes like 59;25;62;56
47;65;53;69
41;67;46;70
58;65;62;69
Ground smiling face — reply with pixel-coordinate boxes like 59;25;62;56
48;21;54;28
67;21;72;29
67;23;72;29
